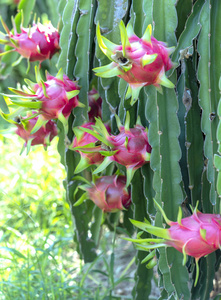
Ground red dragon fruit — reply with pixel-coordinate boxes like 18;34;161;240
94;21;175;105
108;124;151;169
74;175;131;212
75;113;151;185
0;18;60;62
127;200;221;286
15;113;57;151
32;71;81;120
72;122;111;173
88;88;102;122
4;68;82;133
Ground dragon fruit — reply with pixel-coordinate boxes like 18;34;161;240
0;18;60;62
94;21;175;105
74;175;131;212
32;71;81;121
4;68;82;133
88;88;102;122
108;124;151;169
15;113;57;151
75;113;151;185
127;200;221;286
72;122;111;173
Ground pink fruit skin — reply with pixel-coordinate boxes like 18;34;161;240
108;125;151;169
88;88;102;122
87;175;131;212
72;122;107;165
10;23;60;62
115;36;173;86
33;74;80;120
166;212;221;259
16;116;57;147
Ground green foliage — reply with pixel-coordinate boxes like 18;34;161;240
0;136;74;298
0;137;135;299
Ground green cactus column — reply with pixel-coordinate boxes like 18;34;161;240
56;0;221;298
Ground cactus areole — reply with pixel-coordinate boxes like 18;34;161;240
94;21;175;104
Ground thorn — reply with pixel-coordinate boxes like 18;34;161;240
200;228;207;241
158;70;174;88
56;68;64;81
177;206;183;225
124;111;130;132
142;24;152;44
142;54;157;67
66;90;80;100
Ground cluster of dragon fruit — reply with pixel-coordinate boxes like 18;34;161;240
1;16;221;285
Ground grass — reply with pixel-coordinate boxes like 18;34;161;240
0;134;135;300
0;135;79;299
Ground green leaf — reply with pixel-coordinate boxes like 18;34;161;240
93;157;113;174
0;246;26;259
74;156;91;174
31;117;47;134
130;219;169;239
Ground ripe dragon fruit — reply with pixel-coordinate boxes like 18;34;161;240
74;113;151;185
3;68;82;133
74;175;131;213
94;21;175;105
126;200;221;286
88;88;102;122
0;18;60;62
15;113;57;152
72;122;111;173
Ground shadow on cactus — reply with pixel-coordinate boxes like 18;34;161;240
94;20;175;105
125;199;221;286
88;88;103;122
